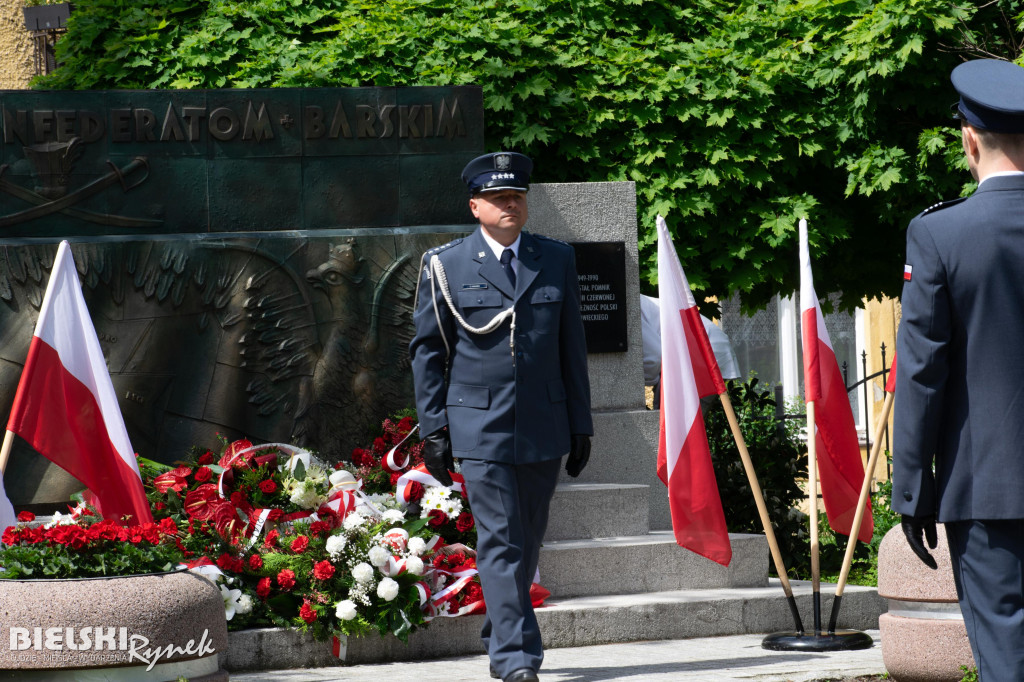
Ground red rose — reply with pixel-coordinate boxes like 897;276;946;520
193;466;213;483
256;577;272;599
299;600;317;624
456;512;475;533
198;450;215;465
407;481;425;503
248;554;263;570
16;511;34;523
258;480;277;494
229;491;245;507
312;560;335;581
267;509;284;522
290;535;310;553
427;509;447;527
154;501;166;511
276;569;296;590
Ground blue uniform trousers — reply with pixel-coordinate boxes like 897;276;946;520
460;457;561;678
946;519;1024;681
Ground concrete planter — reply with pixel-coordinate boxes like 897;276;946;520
877;524;974;681
0;570;228;681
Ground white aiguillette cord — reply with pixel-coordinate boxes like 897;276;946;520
428;254;517;355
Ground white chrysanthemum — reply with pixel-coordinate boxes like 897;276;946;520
405;556;425;576
352;562;374;584
367;545;390;567
441;496;463;518
335;599;358;620
343;513;367;531
381;509;405;525
289;484;323;509
325;534;347;559
377;577;400;602
407;537;427;556
235;593;253;616
220;584;243;621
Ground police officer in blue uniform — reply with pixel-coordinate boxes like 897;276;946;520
894;59;1024;680
409;152;593;682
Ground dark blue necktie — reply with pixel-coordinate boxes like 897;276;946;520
500;248;516;289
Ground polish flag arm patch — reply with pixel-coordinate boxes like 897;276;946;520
904;264;913;281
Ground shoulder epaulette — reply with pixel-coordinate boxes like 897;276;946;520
425;238;464;257
533;233;570;247
919;196;968;217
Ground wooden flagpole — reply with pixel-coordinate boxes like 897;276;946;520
0;430;14;475
828;390;894;632
806;401;822;634
720;392;804;633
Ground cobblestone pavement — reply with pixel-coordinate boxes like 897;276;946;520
230;630;885;681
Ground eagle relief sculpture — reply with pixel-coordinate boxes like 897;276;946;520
0;235;437;503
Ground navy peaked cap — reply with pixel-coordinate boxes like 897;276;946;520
461;152;533;194
952;59;1024;133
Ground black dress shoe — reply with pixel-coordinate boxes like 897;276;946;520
489;664;499;679
503;668;538;682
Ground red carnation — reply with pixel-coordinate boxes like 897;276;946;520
397;416;415;434
427;509;447;527
277;569;296;590
16;511;34;523
312;560;335;581
299;600;318;624
159;518;178;535
256;577;272;599
389;472;402;486
194;466;213;483
290;535;310;553
216;552;237;571
372;437;387;454
258;479;277;494
456;512;475;533
154;501;166;511
248;554;264;571
309;521;330;538
264;529;281;548
198;450;215;465
407;481;425;503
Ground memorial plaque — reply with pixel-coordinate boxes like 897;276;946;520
573;241;627;353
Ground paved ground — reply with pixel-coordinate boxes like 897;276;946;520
231;630;885;681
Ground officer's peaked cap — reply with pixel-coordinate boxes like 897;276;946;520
462;152;532;195
952;59;1024;134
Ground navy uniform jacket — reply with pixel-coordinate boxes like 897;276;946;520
893;174;1024;521
409;227;593;465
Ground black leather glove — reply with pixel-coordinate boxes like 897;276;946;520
565;434;591;477
901;514;938;569
421;430;454;487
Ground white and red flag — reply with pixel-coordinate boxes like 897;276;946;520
6;241;152;525
799;219;872;542
655;216;731;566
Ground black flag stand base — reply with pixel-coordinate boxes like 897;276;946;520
761;593;874;651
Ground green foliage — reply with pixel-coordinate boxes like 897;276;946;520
704;377;808;578
960;665;980;682
36;0;1024;310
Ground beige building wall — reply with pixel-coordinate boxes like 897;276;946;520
863;295;900;483
1;0;35;89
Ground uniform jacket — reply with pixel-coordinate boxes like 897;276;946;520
893;174;1024;521
409;227;593;465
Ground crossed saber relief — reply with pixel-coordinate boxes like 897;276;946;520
0;146;162;229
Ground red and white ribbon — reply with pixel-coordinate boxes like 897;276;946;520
382;424;420;473
395;465;466;505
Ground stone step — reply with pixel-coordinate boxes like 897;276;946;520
538;531;768;598
223;581;886;671
544;483;650;541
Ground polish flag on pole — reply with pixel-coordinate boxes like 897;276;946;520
655;216;731;566
799;220;872;542
6;241;152;525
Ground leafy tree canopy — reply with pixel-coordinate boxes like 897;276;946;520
37;0;1024;312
